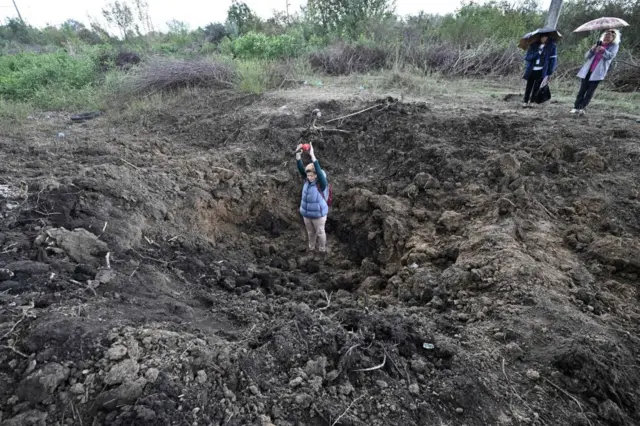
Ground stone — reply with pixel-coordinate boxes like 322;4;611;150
96;269;116;284
505;343;523;360
289;377;303;388
95;378;147;411
106;345;128;361
17;363;70;403
438;211;464;232
376;380;389;389
104;359;139;385
45;228;109;266
249;385;259;395
526;369;540;380
409;383;420;395
196;370;207;384
144;368;159;383
497;153;521;179
304;356;327;378
70;383;85;394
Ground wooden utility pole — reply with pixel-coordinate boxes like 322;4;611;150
545;0;563;29
11;0;25;24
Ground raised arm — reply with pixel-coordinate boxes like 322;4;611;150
295;145;306;178
309;144;327;191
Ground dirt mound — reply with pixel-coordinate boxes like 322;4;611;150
1;94;639;426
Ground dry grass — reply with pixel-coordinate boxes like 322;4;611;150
398;40;522;77
309;43;388;76
115;56;238;98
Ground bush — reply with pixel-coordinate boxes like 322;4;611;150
237;58;310;93
309;42;388;75
0;51;99;102
227;31;306;59
115;56;238;96
399;40;523;77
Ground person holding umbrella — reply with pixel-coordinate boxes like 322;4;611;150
521;30;559;108
570;29;621;115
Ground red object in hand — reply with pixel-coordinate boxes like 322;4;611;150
302;144;310;151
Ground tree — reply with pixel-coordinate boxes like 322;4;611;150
226;0;260;36
102;0;137;39
203;23;228;43
306;0;396;40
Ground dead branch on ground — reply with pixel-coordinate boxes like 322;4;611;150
352;353;386;372
331;395;364;426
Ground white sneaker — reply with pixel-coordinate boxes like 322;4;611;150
570;108;578;114
579;109;586;116
522;102;529;108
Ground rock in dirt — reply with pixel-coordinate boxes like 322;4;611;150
95;269;116;284
104;359;140;385
144;368;159;383
1;410;47;426
409;383;420;395
106;345;128;361
438;211;464;232
441;265;472;291
17;363;70;403
94;378;147;411
45;228;108;266
497;153;521;179
304;356;327;378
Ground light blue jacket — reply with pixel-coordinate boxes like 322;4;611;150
297;159;329;219
577;30;620;81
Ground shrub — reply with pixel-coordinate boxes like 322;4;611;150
237;57;310;93
115;56;238;96
309;42;388;75
228;31;305;60
400;40;523;77
0;51;99;102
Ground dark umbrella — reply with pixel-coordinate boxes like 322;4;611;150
519;27;562;50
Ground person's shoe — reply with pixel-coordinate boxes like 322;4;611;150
570;108;579;114
522;102;530;108
579;109;586;116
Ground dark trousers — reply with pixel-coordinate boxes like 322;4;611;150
574;72;600;109
524;69;544;103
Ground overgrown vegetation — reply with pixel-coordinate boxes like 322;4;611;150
0;0;638;110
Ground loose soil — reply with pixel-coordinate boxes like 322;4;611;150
1;88;639;426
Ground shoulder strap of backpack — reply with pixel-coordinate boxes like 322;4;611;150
317;183;327;202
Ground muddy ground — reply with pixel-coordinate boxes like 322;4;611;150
0;88;639;426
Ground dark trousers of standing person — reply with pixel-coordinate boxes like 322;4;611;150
524;69;544;104
574;71;600;110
